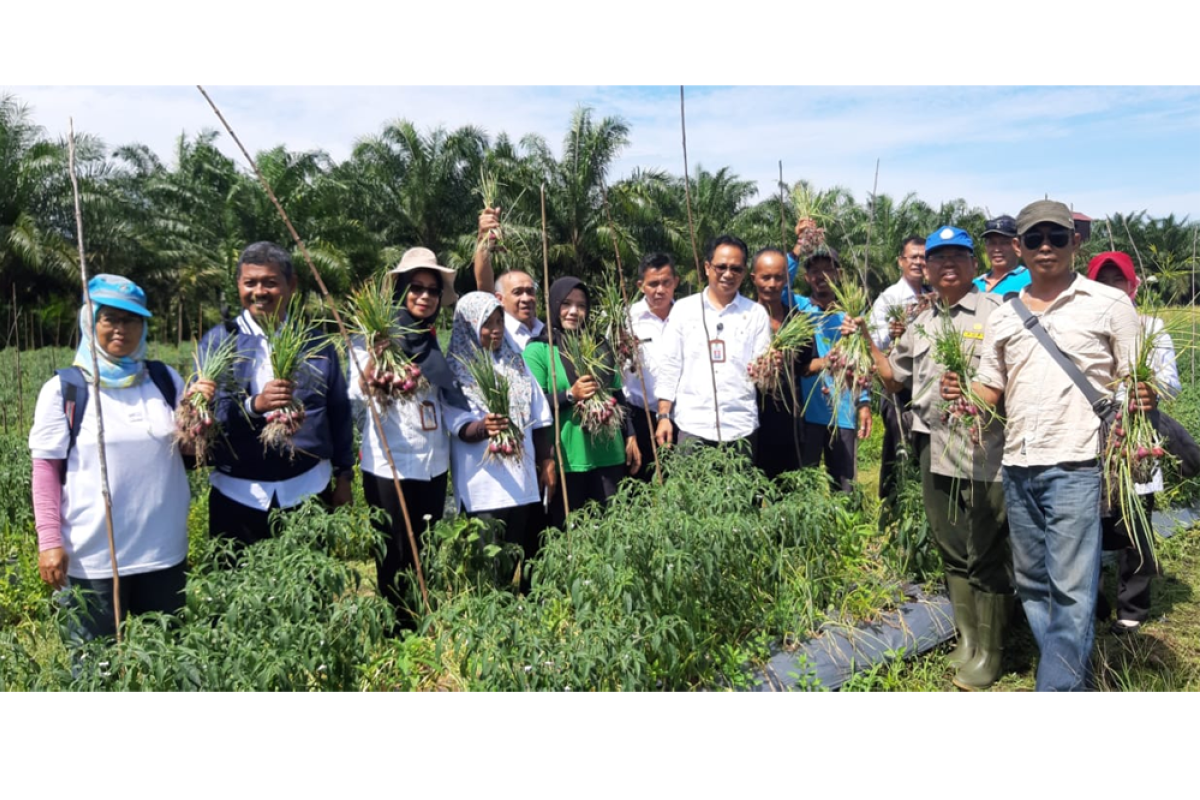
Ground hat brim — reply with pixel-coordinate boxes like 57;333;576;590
925;242;974;255
94;298;153;318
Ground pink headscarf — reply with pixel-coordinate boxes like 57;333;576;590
1087;251;1140;300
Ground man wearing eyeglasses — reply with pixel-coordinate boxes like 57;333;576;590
944;200;1143;691
473;206;545;352
974;215;1030;294
655;234;771;455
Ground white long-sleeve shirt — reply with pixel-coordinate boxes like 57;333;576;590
622;298;672;410
655;289;771;442
867;278;920;351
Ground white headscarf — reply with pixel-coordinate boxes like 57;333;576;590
446;292;534;428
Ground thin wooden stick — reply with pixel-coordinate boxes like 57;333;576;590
599;180;662;484
863;158;879;292
776;160;804;471
68;118;123;642
1191;225;1197;388
778;161;788;249
13;285;24;426
679;86;723;443
1119;213;1146;275
540;184;571;523
196;85;432;615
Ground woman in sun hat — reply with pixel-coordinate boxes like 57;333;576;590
1087;251;1181;635
28;274;214;642
351;247;472;630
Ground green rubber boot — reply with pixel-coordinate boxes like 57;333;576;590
952;591;1010;691
945;576;978;669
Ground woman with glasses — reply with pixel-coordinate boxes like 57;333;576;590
523;277;640;529
350;247;471;631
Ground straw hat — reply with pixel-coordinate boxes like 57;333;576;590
389;247;458;306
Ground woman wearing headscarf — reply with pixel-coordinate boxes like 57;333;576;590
1087;251;1181;634
444;292;557;577
350;247;471;629
522;277;640;528
28;274;213;642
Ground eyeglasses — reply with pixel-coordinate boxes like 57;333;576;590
927;250;972;263
408;284;441;298
710;264;746;275
1021;229;1073;250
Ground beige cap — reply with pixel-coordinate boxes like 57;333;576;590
389;247;458;305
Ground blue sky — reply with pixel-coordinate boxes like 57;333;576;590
5;84;1197;223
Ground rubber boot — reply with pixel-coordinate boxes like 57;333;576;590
953;591;1010;691
945;576;978;669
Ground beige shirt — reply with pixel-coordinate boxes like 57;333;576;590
889;288;1005;482
975;275;1140;468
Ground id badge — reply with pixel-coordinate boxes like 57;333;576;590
709;339;726;363
419;401;438;431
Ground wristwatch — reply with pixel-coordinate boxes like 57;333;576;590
655;412;671;422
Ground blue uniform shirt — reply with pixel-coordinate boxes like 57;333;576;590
973;265;1031;294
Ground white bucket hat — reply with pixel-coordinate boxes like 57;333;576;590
389;247;458;306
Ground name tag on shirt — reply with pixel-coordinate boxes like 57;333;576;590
419;401;438;431
962;331;985;341
709;339;726;363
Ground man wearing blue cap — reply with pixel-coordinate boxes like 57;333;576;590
850;226;1013;689
974;215;1030;294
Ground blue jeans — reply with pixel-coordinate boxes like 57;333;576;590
1003;461;1102;692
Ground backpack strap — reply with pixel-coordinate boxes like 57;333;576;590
56;367;88;485
146;360;178;408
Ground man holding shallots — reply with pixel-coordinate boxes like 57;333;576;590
849;226;1013;690
943;200;1146;692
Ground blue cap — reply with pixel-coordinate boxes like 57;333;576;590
925;226;974;255
86;274;153;318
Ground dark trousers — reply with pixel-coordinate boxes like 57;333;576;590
209;487;280;550
362;470;448;630
551;464;626;529
677;429;758;461
1100;493;1158;623
67;561;187;642
917;433;1013;594
879;390;912;499
754;392;803;480
471;502;540;591
800;422;858;493
629;404;673;482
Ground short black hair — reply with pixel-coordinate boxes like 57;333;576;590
637;252;677;280
237;242;295;281
900;236;926;252
751;247;788;271
704;234;749;265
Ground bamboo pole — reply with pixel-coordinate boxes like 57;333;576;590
778;161;788;249
195;86;432;615
679;86;724;443
13;286;24;426
599;180;662;484
68;119;123;641
540;184;571;523
863;158;879;293
1191;226;1197;388
776;160;804;471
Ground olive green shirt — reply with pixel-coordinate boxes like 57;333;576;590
889;288;1005;482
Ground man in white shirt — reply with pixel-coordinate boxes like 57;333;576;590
867;236;927;499
624;252;679;479
655;235;771;456
473;206;545;351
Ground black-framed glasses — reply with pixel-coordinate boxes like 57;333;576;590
710;263;746;275
408;284;442;298
1022;229;1072;250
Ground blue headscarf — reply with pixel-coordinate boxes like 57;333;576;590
73;303;149;389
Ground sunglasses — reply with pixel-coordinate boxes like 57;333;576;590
408;284;441;298
710;263;746;275
1021;229;1073;250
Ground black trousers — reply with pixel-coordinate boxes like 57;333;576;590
362;470;448;629
799;422;858;493
208;484;336;552
1100;493;1158;623
67;561;187;642
754;391;803;480
471;502;541;591
551;464;626;529
878;390;912;499
629;404;673;482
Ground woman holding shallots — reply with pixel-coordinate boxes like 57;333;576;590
444;292;557;584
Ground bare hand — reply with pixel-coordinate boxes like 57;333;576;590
888;319;906;340
39;547;68;591
840;316;864;337
655;417;674;447
538;458;557;497
940;372;963;403
484;412;510;436
1134;382;1158;412
857;405;873;441
625;436;642;475
570;376;599;403
253;379;296;413
330;473;353;508
186;379;217;405
477;206;502;251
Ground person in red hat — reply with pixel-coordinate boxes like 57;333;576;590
1087;251;1181;634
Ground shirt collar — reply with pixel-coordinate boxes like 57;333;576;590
238;309;268;337
632;297;671;322
702;288;746;313
505;313;544;337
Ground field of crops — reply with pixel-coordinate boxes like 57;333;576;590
3;328;1200;691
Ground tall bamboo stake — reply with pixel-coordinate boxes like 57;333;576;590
13;285;24;426
68;119;123;641
540;184;571;524
679;86;723;443
1191;226;1197;388
863;158;879;292
599;180;662;484
776;160;803;471
778;161;788;249
196;86;432;615
1119;214;1146;275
